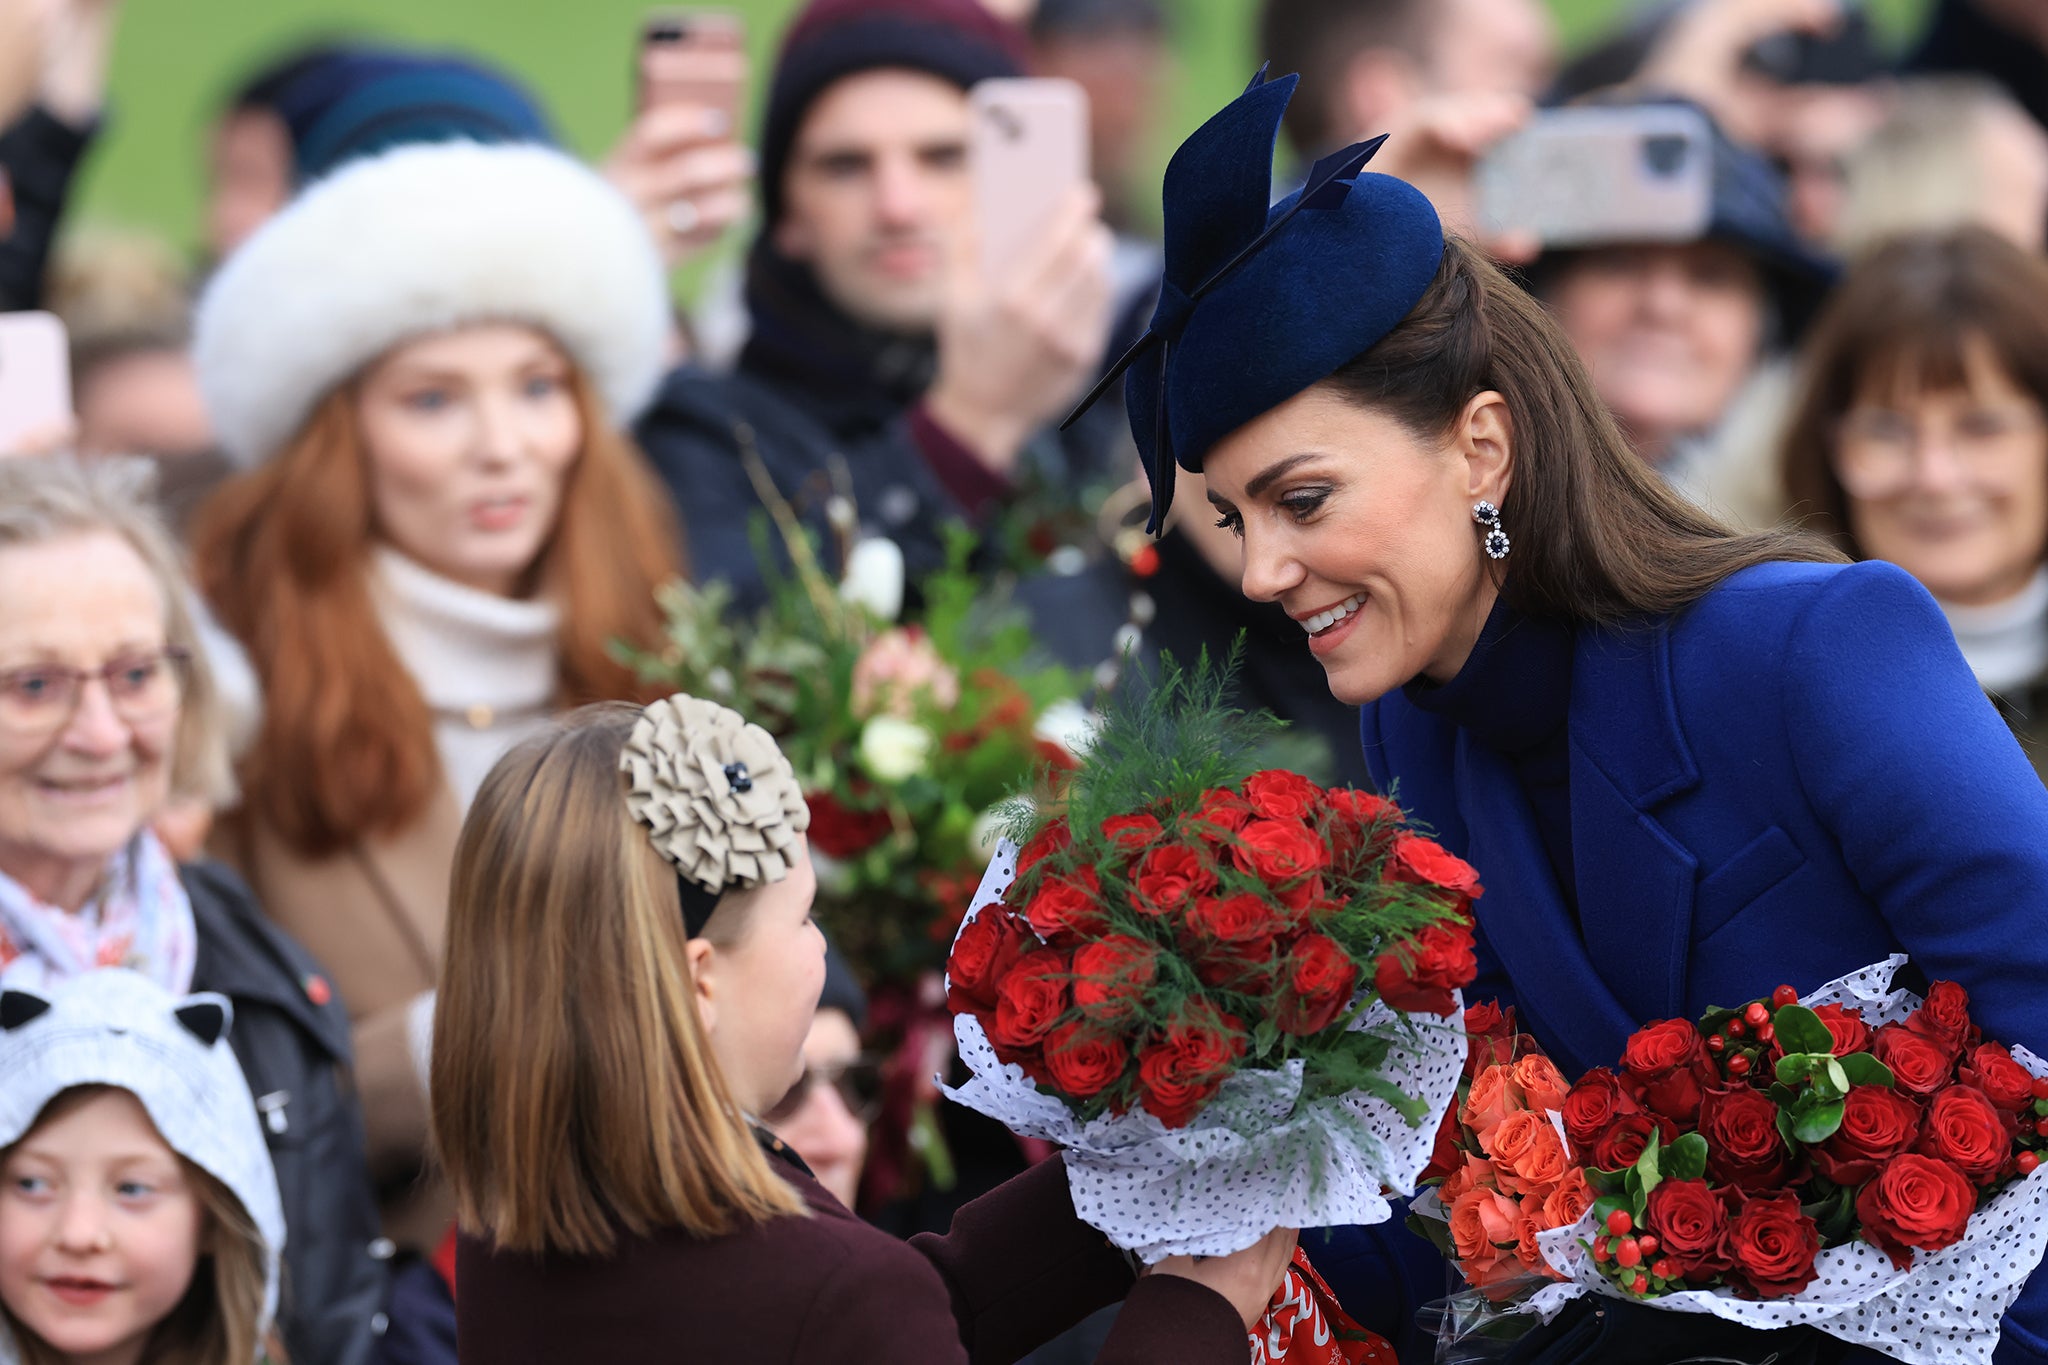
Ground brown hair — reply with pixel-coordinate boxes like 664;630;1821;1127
1324;237;1843;624
0;1085;279;1365
0;455;234;806
431;703;807;1257
191;369;682;858
1780;228;2048;556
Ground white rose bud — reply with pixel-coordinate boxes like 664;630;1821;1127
859;715;935;782
841;537;906;623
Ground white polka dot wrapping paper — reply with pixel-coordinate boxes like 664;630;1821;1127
940;840;1469;1264
1521;956;2048;1365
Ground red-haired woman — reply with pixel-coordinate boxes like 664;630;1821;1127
188;138;681;1250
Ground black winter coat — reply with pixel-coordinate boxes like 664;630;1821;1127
184;860;391;1365
0;105;93;312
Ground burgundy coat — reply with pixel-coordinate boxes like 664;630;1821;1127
454;1146;1248;1364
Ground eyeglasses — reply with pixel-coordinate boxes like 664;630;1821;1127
1832;403;2047;499
0;646;191;740
763;1056;883;1127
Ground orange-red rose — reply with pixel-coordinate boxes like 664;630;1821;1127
1232;818;1332;886
1132;844;1217;918
1874;1022;1956;1097
1135;999;1247;1128
1043;1021;1130;1100
1072;935;1160;1027
946;908;1034;1015
1373;916;1476;1016
1023;867;1106;942
1275;932;1359;1035
1961;1042;2037;1113
1243;769;1324;822
988;948;1071;1053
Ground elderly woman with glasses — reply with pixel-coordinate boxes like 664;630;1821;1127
1781;228;2048;778
0;456;390;1365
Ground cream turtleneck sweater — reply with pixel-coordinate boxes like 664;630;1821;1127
202;549;560;818
1940;566;2048;699
367;547;560;813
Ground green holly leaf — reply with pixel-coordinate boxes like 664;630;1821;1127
1776;1109;1797;1150
1773;1005;1835;1058
1792;1098;1846;1144
1658;1132;1708;1182
1632;1128;1665;1207
1837;1053;1894;1088
1776;1053;1819;1086
1587;1166;1627;1197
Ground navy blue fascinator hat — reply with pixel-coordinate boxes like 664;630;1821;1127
1065;68;1445;533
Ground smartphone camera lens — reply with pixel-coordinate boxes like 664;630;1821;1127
1642;134;1689;178
985;105;1023;141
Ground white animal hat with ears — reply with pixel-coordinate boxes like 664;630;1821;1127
193;137;671;468
0;971;286;1354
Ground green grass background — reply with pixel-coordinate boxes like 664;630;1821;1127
69;0;1932;298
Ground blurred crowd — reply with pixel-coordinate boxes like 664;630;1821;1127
2;0;2048;1359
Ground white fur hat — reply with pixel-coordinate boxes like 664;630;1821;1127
194;138;669;468
0;971;286;1357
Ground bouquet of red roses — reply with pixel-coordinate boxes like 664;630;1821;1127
941;661;1476;1260
1507;957;2048;1364
1408;1004;1591;1297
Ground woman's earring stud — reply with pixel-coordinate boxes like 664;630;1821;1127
1472;501;1511;560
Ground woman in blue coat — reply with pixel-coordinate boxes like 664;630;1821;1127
1071;70;2048;1362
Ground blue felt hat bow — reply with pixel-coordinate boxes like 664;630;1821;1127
1064;67;1445;533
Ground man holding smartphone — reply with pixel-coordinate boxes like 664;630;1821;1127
636;0;1118;609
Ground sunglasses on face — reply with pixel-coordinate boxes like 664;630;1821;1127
763;1056;883;1127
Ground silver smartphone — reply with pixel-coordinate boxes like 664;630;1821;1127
1475;105;1714;250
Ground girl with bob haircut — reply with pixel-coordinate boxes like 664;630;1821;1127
187;137;682;1250
0;971;289;1365
1071;73;2048;1354
433;697;1295;1364
1779;228;2048;775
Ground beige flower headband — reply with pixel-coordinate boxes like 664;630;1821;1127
621;694;810;933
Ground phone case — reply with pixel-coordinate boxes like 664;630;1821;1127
637;8;746;131
0;311;72;449
1475;105;1714;250
970;78;1090;284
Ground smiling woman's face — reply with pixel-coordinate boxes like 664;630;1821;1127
1200;384;1512;705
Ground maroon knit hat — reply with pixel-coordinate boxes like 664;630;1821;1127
758;0;1028;225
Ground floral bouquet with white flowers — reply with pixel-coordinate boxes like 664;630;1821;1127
622;463;1086;989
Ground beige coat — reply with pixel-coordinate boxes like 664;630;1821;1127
219;791;464;1253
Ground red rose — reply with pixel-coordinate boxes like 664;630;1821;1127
1906;980;1979;1055
1464;1000;1519;1076
1915;1084;2012;1186
1811;1085;1923;1186
1043;1021;1131;1100
988;948;1071;1054
1276;932;1361;1035
1385;834;1484;902
1856;1153;1977;1270
1727;1191;1822;1298
1136;1000;1248;1128
1590;1111;1677;1172
1812;1003;1872;1058
1961;1042;2037;1113
1372;916;1476;1016
945;908;1034;1015
1232;818;1331;886
1323;788;1397;870
1561;1068;1637;1158
1101;813;1164;854
1243;769;1325;822
804;791;894;858
1072;935;1160;1027
1132;844;1218;918
1274;874;1326;920
1622;1019;1716;1124
1698;1086;1792;1191
1644;1178;1735;1282
1016;819;1072;877
1023;867;1106;943
1191;787;1255;836
1186;893;1290;988
1873;1023;1957;1098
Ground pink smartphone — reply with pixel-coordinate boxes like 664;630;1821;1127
969;78;1090;284
636;9;747;137
0;311;72;451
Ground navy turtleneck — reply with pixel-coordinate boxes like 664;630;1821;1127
1403;596;1579;903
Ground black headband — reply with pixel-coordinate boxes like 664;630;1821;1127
677;873;723;940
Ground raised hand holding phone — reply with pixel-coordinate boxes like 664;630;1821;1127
602;8;754;265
